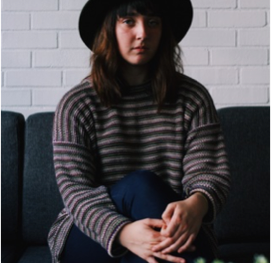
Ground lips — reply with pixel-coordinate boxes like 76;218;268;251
133;46;148;52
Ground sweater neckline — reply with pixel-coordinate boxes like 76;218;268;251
119;78;152;95
83;77;152;95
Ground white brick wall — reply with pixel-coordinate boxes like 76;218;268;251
1;0;270;117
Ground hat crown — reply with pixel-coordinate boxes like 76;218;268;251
79;0;193;50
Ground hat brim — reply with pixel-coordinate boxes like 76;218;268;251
79;0;193;50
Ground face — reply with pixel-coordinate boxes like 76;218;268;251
115;10;162;67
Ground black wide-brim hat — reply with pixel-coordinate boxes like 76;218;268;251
79;0;193;50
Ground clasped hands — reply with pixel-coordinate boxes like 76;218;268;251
118;192;209;263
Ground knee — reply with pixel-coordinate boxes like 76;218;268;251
127;170;158;184
110;170;165;199
124;170;162;193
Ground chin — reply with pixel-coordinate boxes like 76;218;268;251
131;59;152;66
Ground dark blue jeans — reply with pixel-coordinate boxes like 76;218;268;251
61;170;215;263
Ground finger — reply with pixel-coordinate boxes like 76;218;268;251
145;223;168;244
147;256;159;263
148;230;167;244
162;204;175;225
162;212;183;238
186;245;196;252
161;220;180;238
144;218;164;229
153;252;185;263
178;234;196;254
162;233;189;254
152;236;176;252
149;235;167;245
166;211;187;237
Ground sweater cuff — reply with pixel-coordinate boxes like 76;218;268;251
188;189;216;224
107;219;131;258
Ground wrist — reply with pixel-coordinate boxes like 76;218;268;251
189;192;209;218
117;223;132;247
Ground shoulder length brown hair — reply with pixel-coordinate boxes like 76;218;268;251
90;0;183;110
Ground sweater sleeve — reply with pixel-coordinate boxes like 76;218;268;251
53;87;131;257
181;84;231;223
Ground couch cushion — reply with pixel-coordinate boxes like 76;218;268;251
218;242;270;263
17;246;51;263
22;112;64;245
1;244;26;263
1;111;24;242
215;107;270;254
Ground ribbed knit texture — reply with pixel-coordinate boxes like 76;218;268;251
48;73;230;263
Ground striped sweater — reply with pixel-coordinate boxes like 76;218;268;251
48;73;231;263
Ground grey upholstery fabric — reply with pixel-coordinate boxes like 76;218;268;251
17;246;51;263
1;245;25;263
1;111;25;242
215;107;270;262
218;243;270;263
22;113;64;245
1;111;25;263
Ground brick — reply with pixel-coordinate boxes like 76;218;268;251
181;29;235;47
0;71;3;87
60;0;87;10
2;0;58;11
6;70;62;87
182;48;209;65
1;89;31;106
192;11;207;28
239;0;270;8
2;51;31;68
211;48;268;65
59;31;85;49
34;50;90;68
2;31;57;49
241;67;269;84
63;70;90;86
2;13;30;30
191;0;237;9
185;67;238;85
32;88;69;106
211;87;269;104
239;29;270;46
32;12;79;30
208;11;266;27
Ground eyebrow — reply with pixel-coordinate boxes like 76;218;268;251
120;12;159;18
121;11;138;17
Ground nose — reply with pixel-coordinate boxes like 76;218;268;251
136;22;148;40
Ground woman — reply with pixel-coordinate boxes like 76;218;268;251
48;0;231;263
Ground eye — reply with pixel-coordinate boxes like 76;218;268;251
148;18;161;27
122;18;135;26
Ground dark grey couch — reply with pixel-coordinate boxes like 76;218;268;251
1;107;270;263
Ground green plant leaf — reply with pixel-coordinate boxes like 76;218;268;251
194;258;206;263
254;255;269;263
194;255;269;263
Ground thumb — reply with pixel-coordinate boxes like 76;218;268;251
143;218;164;229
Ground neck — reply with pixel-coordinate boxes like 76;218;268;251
119;62;150;86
